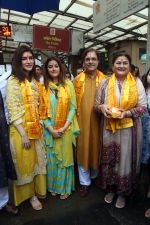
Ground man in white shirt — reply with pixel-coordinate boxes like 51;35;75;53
0;71;11;123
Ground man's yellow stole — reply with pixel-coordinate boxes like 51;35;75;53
74;70;106;116
20;79;41;139
106;72;138;133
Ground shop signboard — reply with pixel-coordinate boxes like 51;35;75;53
33;25;70;52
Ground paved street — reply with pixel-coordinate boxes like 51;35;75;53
1;183;150;225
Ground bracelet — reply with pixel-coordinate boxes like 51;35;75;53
126;111;130;117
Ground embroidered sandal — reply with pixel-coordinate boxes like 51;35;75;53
115;195;126;209
60;194;70;200
104;193;115;204
51;192;57;197
30;196;42;210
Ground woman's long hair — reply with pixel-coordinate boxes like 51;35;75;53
44;56;66;89
12;45;36;82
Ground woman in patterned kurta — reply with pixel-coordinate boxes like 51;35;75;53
6;46;46;210
94;53;147;208
43;57;79;200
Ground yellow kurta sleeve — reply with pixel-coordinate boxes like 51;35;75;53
6;76;25;123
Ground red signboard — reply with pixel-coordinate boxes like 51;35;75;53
33;25;70;52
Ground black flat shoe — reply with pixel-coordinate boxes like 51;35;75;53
79;185;89;197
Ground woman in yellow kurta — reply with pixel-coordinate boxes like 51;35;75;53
6;46;46;210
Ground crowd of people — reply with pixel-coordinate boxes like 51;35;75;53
0;45;150;218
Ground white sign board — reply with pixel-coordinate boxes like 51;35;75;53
12;24;32;42
93;0;148;33
71;30;84;55
3;53;13;63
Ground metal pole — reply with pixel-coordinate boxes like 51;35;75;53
146;0;150;71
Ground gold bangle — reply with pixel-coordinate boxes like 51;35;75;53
126;111;130;117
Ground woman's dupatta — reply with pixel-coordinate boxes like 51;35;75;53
106;73;138;133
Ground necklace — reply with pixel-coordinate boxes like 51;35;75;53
117;80;123;93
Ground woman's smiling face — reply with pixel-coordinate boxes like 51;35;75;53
21;51;34;72
112;56;130;78
47;60;60;79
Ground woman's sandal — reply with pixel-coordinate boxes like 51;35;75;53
30;196;42;210
145;208;150;218
115;196;126;209
60;194;70;200
104;193;115;204
2;203;19;216
51;192;57;197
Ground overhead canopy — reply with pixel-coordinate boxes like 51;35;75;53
0;0;148;60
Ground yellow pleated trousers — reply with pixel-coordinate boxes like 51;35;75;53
13;174;46;206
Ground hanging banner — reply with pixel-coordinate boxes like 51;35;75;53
93;0;148;33
33;25;70;52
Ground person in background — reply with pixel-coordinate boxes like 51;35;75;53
106;68;113;77
141;69;150;218
94;52;147;208
131;64;140;78
35;65;44;84
74;48;106;197
0;91;18;215
66;71;72;80
0;71;11;123
43;56;79;200
76;67;83;75
62;63;74;81
6;45;47;210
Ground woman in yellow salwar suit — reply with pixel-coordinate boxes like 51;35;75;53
43;56;79;200
6;46;46;210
